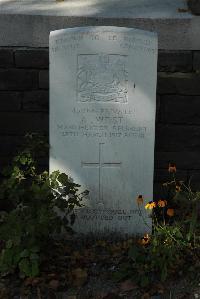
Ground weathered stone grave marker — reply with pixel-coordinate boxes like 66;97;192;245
50;26;158;236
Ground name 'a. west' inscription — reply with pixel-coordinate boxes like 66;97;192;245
50;26;158;236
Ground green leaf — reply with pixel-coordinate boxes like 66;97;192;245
161;264;168;282
20;249;29;258
128;245;140;260
58;173;69;185
19;258;31;276
12;253;21;265
140;275;149;287
2;249;13;266
6;240;13;249
30;246;40;253
50;170;60;183
112;270;128;282
31;260;39;277
30;253;39;260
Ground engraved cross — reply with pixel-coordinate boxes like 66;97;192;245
81;143;121;203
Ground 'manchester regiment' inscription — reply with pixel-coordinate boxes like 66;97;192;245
77;54;128;103
50;26;158;236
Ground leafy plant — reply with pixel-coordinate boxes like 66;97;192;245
0;134;88;277
115;163;200;285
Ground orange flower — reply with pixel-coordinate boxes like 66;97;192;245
168;163;176;173
175;185;181;192
136;195;144;205
158;199;167;208
145;201;156;209
167;208;174;217
138;233;150;246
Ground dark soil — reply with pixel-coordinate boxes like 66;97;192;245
0;238;200;299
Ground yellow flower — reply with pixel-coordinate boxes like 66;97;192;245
168;163;176;173
136;195;144;205
138;233;150;246
145;201;156;209
167;208;174;217
158;199;167;208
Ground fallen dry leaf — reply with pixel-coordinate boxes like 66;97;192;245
103;293;121;299
0;284;9;299
141;292;150;299
96;240;107;247
72;251;82;260
71;268;88;287
48;273;58;279
31;277;42;286
24;277;33;286
155;282;164;294
48;279;60;290
119;279;137;292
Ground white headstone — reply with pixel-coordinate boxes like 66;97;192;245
50;26;158;236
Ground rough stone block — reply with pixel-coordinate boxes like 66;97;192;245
155;124;200;151
0;69;38;90
155;95;161;123
193;51;200;71
0;156;12;169
36;156;49;172
22;90;49;111
187;171;200;190
0;149;48;171
155;151;200;170
158;50;192;72
15;48;49;69
0;112;48;135
153;182;165;199
0;48;14;67
160;95;200;124
39;70;49;89
157;72;200;95
154;168;187;183
0;135;23;155
0;91;22;111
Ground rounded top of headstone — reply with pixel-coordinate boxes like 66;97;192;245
50;26;158;39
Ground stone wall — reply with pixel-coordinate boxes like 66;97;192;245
0;47;200;193
0;47;49;170
156;50;200;192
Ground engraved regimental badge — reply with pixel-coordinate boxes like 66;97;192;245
77;54;128;103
